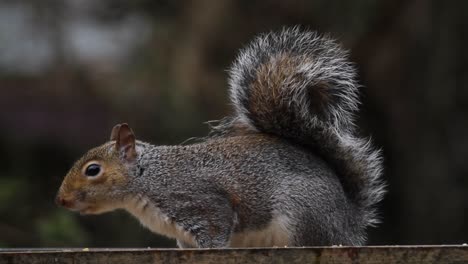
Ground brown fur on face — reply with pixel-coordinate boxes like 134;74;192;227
56;142;130;214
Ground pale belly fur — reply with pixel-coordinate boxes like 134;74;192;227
124;195;291;247
124;195;197;246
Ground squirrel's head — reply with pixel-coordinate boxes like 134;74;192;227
56;123;137;215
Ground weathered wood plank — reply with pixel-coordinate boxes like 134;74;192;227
1;246;467;264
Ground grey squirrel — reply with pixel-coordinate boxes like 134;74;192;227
56;27;384;247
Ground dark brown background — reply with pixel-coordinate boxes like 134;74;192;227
0;0;467;247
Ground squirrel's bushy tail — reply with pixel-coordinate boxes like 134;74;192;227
223;27;385;228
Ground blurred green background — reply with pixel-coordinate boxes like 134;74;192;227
0;0;467;247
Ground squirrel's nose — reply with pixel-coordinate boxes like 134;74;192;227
55;195;72;208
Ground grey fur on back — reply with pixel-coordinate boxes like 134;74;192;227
218;27;385;230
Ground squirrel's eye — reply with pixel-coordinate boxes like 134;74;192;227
85;164;101;177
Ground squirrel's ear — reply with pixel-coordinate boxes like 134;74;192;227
114;123;137;162
110;124;122;141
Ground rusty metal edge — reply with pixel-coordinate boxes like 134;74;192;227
1;246;468;264
0;245;467;254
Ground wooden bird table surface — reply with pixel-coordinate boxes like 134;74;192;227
1;245;468;264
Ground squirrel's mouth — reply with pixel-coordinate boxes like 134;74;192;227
56;193;112;215
56;192;100;214
57;198;95;214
